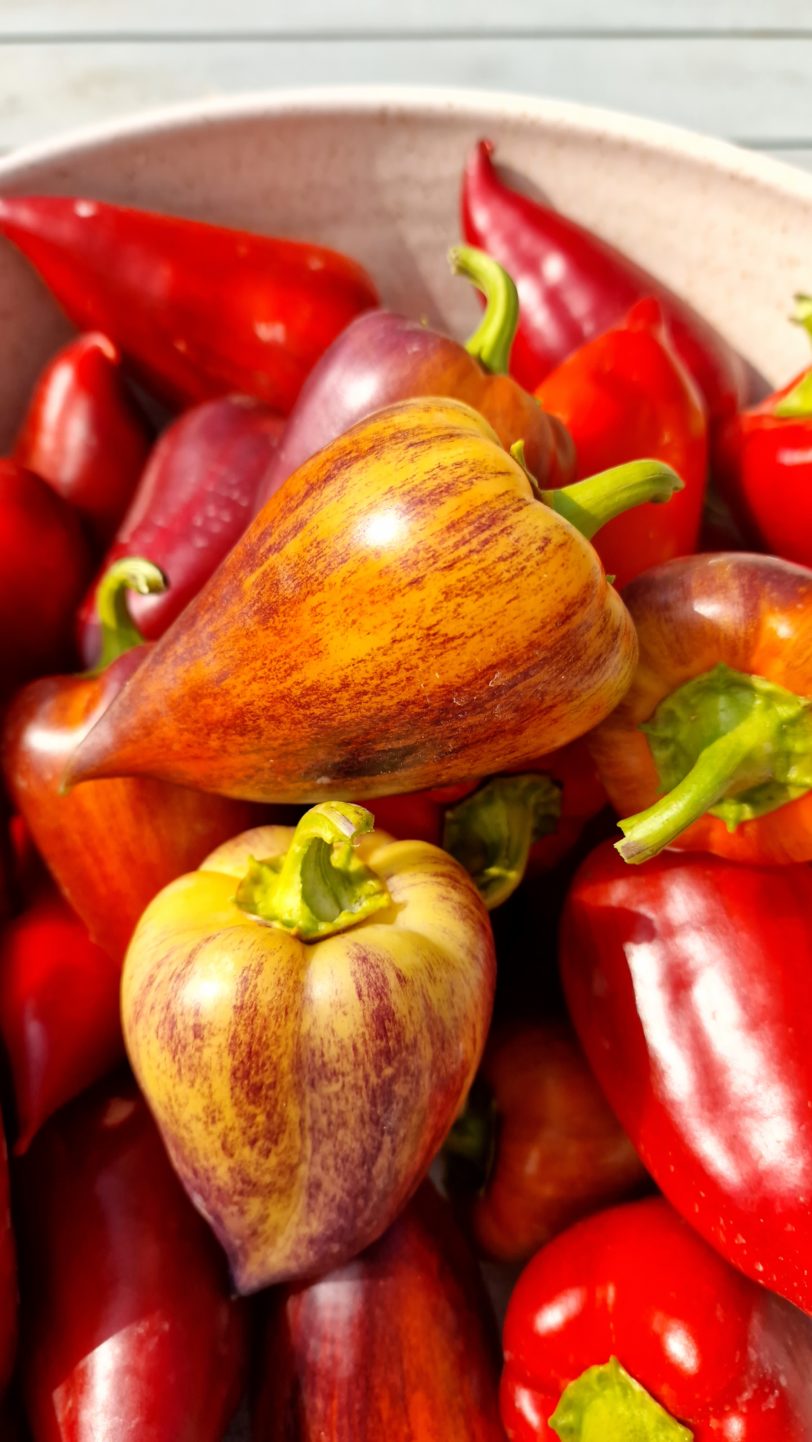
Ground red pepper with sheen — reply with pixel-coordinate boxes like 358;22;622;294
0;885;121;1151
77;394;284;662
3;558;258;961
14;332;151;546
716;299;812;568
462;139;747;420
589;552;812;864
536;299;708;589
18;1080;248;1442
560;842;812;1317
0;196;379;413
501;1197;812;1441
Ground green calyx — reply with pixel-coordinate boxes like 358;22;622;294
450;243;520;375
235;802;391;940
617;663;812;864
443;773;561;909
541;460;684;543
550;1358;692;1442
94;556;167;672
774;369;812;418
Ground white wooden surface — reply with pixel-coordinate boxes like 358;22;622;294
0;0;810;170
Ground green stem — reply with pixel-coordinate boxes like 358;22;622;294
443;773;561;909
234;802;391;940
774;368;812;418
450;243;520;375
541;461;684;542
792;292;812;340
94;556;167;671
550;1359;692;1441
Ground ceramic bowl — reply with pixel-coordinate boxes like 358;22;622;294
2;86;812;1442
2;85;812;455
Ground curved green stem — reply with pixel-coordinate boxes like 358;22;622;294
617;664;812;864
95;556;166;672
541;461;684;542
235;802;391;940
443;773;561;909
450;243;520;375
774;368;812;418
550;1359;692;1441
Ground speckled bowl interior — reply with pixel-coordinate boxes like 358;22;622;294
1;85;812;456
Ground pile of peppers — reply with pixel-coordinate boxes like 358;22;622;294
0;137;808;1442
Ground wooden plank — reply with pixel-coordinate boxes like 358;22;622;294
0;38;811;153
0;0;808;38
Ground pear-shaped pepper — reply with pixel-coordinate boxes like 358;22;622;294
121;804;496;1293
67;398;680;803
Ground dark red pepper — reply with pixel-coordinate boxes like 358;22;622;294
536;299;708;589
560;841;812;1315
444;1019;646;1264
77;394;284;663
13;332;151;546
715;301;812;567
18;1079;248;1441
0;460;91;691
0;1115;16;1401
0;885;121;1152
253;244;574;511
461;139;747;421
0;196;379;413
501;1196;812;1441
253;1182;504;1441
3;558;258;962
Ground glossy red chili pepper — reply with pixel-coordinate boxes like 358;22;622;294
253;1182;504;1441
3;559;258;962
253;244;574;511
77;395;284;663
590;552;812;864
0;885;121;1152
18;1080;248;1442
561;841;812;1315
13;332;151;546
536;299;708;589
0;196;379;413
503;1197;812;1441
445;1019;646;1264
716;306;812;567
0;460;91;691
461;139;747;420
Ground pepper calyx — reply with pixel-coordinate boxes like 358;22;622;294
774;368;812;419
443;773;561;909
549;1358;693;1441
235;802;391;940
617;663;812;864
94;556;167;673
450;243;520;376
541;461;684;542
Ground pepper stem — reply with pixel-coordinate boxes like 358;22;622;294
541;461;684;542
792;292;812;340
443;774;561;909
450;243;520;375
234;802;391;940
549;1358;692;1441
616;664;812;864
774;368;812;418
95;557;166;671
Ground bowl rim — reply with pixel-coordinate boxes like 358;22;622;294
1;83;811;200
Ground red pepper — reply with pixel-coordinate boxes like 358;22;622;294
536;299;708;589
77;394;284;662
444;1019;646;1264
0;1116;16;1401
461;139;747;421
253;1182;504;1441
18;1080;248;1441
589;552;812;864
2;558;259;961
501;1197;812;1441
0;885;121;1151
560;842;812;1317
0;196;379;413
13;332;151;547
0;459;91;691
715;302;812;567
